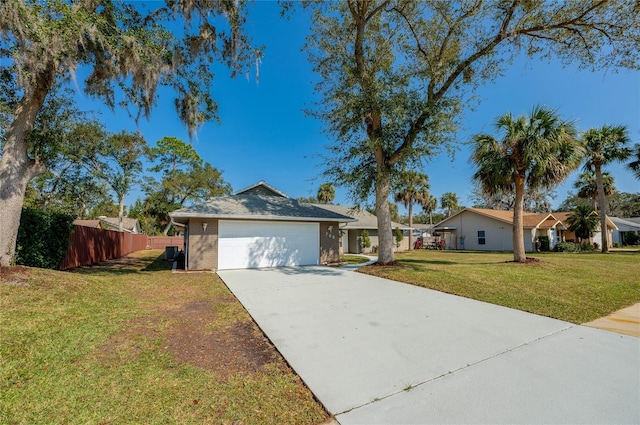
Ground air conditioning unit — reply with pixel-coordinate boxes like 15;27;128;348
165;246;178;260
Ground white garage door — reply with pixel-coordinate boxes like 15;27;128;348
218;220;320;270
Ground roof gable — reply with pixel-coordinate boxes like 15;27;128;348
435;208;564;229
554;211;618;230
233;180;289;198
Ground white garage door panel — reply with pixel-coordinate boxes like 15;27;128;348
218;220;319;270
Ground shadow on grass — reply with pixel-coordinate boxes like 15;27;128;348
71;253;170;276
143;255;173;271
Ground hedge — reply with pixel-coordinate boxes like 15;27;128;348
16;208;75;269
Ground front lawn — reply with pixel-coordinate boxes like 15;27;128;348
339;254;371;265
0;250;327;424
359;250;640;324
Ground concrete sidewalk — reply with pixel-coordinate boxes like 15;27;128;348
218;266;640;424
584;302;640;337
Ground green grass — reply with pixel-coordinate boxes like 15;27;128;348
0;250;327;425
360;250;640;324
339;254;371;265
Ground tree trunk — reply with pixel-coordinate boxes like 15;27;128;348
407;201;413;250
163;221;173;236
595;164;609;253
0;68;54;266
118;197;125;232
375;167;395;264
512;175;527;262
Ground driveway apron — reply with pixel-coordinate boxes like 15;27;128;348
218;266;640;424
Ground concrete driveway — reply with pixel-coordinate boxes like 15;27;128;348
218;266;639;424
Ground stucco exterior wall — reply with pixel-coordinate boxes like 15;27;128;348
320;222;340;264
442;211;514;251
187;218;218;270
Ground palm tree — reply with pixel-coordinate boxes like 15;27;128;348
394;171;430;250
574;170;615;209
440;192;459;217
566;205;599;243
582;125;631;253
628;143;640;180
423;195;438;226
317;183;335;204
472;105;581;262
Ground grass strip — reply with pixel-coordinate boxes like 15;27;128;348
360;250;640;324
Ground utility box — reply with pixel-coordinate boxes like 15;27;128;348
165;246;178;260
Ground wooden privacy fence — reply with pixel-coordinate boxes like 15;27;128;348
59;225;148;270
147;236;184;250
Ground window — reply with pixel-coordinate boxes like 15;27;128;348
478;230;486;245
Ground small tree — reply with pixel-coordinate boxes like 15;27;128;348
566;205;599;243
317;183;336;204
360;229;371;252
440;192;459;217
394;227;403;251
394;171;430;250
574;170;615;210
423;196;438;226
82;131;148;232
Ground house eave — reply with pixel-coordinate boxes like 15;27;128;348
170;212;356;224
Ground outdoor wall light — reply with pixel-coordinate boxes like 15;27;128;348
202;222;208;232
328;225;333;232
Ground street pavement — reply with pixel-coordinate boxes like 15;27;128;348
218;266;640;424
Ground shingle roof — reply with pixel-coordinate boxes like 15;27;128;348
233;180;288;197
609;217;640;230
311;204;412;230
73;219;101;228
170;195;355;223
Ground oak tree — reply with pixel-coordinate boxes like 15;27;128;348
0;0;257;265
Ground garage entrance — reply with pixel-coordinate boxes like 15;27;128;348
217;220;320;270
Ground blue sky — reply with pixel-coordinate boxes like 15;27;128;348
77;2;639;214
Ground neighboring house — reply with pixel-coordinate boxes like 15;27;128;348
311;204;412;254
73;217;142;234
432;208;617;252
169;181;355;271
609;217;640;246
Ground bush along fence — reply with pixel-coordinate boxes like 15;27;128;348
59;225;148;270
16;208;75;269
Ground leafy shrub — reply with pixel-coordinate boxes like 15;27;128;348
581;242;598;252
613;242;620;248
554;242;581;253
626;233;640;246
394;227;403;249
360;229;371;249
537;235;550;251
16;208;75;269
